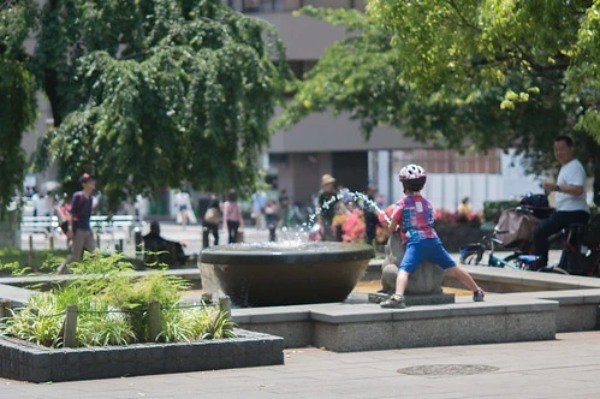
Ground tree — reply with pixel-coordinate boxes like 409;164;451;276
0;0;37;213
278;3;600;206
3;0;291;210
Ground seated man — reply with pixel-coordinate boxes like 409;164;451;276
534;136;590;268
143;221;187;266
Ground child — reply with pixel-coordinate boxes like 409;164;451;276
380;164;485;309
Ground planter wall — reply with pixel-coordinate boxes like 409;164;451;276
0;329;283;383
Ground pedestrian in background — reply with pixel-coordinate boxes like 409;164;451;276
318;174;340;241
278;188;290;228
175;190;195;227
251;191;267;230
223;190;244;244
56;173;97;275
202;194;222;246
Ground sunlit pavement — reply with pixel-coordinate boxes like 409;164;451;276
10;223;600;397
1;330;599;398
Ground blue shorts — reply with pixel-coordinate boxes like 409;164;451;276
399;238;456;273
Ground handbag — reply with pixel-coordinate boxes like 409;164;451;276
60;221;78;235
204;207;221;224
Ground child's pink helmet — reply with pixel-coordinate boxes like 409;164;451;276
398;164;427;191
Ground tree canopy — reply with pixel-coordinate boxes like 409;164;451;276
0;0;37;213
278;2;600;205
2;0;291;210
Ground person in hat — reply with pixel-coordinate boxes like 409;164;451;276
317;174;341;241
56;173;97;274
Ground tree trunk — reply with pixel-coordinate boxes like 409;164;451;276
593;156;600;207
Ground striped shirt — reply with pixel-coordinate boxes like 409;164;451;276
392;193;438;244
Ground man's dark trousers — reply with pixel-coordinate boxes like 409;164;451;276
534;210;589;267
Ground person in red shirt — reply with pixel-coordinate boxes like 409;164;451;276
380;164;485;309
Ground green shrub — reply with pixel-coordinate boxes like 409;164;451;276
0;249;70;275
0;252;235;347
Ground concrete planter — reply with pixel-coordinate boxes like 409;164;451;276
0;329;283;383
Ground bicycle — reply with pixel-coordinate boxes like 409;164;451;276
459;227;545;272
461;218;600;277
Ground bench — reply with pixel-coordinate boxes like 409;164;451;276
20;215;60;235
20;215;145;249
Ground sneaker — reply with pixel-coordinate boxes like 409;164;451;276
473;289;485;302
380;294;406;309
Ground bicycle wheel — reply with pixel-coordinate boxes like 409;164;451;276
460;248;483;265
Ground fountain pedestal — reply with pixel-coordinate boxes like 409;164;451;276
369;234;455;306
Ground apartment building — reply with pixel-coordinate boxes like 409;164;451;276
227;0;536;210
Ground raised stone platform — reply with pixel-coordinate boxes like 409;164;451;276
233;293;558;352
452;265;600;333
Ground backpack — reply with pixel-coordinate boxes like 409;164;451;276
520;193;549;208
519;193;552;219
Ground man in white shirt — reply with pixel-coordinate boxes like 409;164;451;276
534;136;590;268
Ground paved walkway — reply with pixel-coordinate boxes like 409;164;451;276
9;222;594;397
0;331;598;398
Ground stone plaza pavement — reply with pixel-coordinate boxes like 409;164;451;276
0;330;598;398
9;222;599;397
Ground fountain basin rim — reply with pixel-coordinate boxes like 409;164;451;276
200;242;375;265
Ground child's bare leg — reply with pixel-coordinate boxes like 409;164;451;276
394;269;410;295
445;265;481;292
381;269;410;308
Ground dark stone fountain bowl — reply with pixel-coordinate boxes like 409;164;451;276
199;241;375;307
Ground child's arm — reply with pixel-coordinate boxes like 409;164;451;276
378;204;401;232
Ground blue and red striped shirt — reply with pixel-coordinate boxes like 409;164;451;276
391;192;438;244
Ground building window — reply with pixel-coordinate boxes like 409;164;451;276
269;153;289;166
